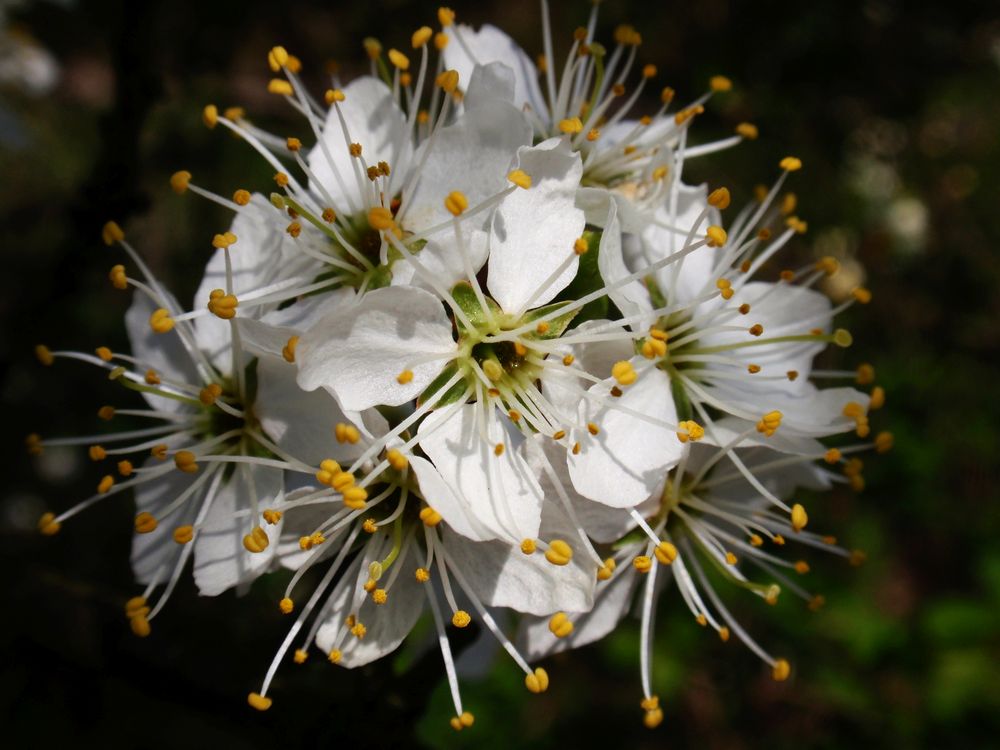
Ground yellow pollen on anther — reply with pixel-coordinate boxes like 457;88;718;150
551;430;566;441
815;256;840;275
279;597;294;614
174;450;199;473
94;474;113;494
611;360;637;386
267;78;294;96
150;444;168;460
642;63;657;78
262;509;282;525
242;525;270;553
325;89;346;105
725;551;738;565
117;460;133;477
794;560;810;574
676;420;704;443
328;649;342;664
322;207;336;223
134;511;157;534
102;220;124;246
435;69;459;93
108;263;128;290
756;410;782;436
420;507;442;527
395;369;414;385
493;443;505;456
368;206;394;231
293;649;308;664
444;190;468;216
342;486;368;509
736;122;759;139
507;169;531;189
749;323;765;337
780;156;803;172
824;448;842;464
710;74;733;91
558;117;584;134
170;170;191;194
387;448;409;471
852;287;873;304
149;308;175;334
856;363;875;384
791;503;809;532
144;369;160;385
98;405;115;420
247;692;272;711
708;187;731;209
785;216;809;234
280;335;298;364
88;445;106;461
544;539;573;566
654;541;678;565
372;588;388;605
573;236;589;255
535;321;550;335
706;225;728;247
451;610;471;628
525;667;549;694
334;422;361;444
520;538;536;555
415;567;431;582
561;354;575;367
362;518;378;534
549;612;574;638
748;364;761;374
772;659;791;681
38;512;61;536
199;383;222;405
597;557;617;581
749;534;763;547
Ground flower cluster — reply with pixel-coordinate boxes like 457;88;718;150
29;4;890;730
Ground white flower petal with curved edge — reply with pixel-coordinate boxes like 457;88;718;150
296;286;456;411
390;228;489;291
408;455;493;541
541;319;634;421
527;435;659;544
193;195;315;370
465;61;516;109
706;384;871;438
440;513;595;616
693;441;833;504
696;281;832;392
488;137;585;314
236;288;354;360
130;458;200;585
314;543;425;668
568;360;684;508
624;182;718;307
518;563;639;661
306;76;412;214
193;463;284;596
416;404;543;543
443;25;548;119
401;96;530;233
576;186;653;234
597;201;654;327
124;292;200;413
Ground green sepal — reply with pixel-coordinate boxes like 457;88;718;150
552;229;608;327
451;281;501;333
416;362;469;409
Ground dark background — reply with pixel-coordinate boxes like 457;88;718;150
2;0;998;747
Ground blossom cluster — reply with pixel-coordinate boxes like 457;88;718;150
29;4;890;730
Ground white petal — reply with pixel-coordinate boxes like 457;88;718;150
518;563;639;661
314;543;425;668
416;404;543;543
401;96;530;233
443;25;548;119
465;61;515;108
576;186;653;234
596;200;654;326
390;228;489;291
408;455;493;542
706;383;871;437
130;459;200;584
440;517;595;616
192;464;284;596
306;76;412;214
568;361;684;507
296;286;456;411
488;137;585;313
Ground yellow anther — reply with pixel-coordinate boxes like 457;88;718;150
420;506;443;526
507;169;532;189
544;539;573;566
780;156;803;172
435;69;459;93
282;137;302;153
597;557;617;581
755;410;782;436
874;431;894;453
38;512;61;536
267;78;293;96
675;420;705;444
332;471;355;492
856;363;875;385
410;25;433;48
387;48;410;70
558;117;584;134
146;306;175;334
96;346;113;362
834;328;854;347
706;225;728;247
93;474;114;494
723;551;737;566
325;88;346;105
642;63;657;78
640;695;660;712
170;524;193;545
782;193;798;216
328;649;342;664
293;649;308;664
852;286;872;304
652;165;668;181
242;525;270;553
247;692;272;711
438;7;456;26
334;422;361;445
790;503;808;532
482;360;504;381
370;588;388;605
794;560;810;575
868;385;885;411
493;443;505;456
199;383;223;405
548;612;574;638
708;187;731;209
434;31;449;50
124;596;147;619
748;323;765;337
736;122;759;139
259;509;282;527
710;74;732;92
174;450;198;474
279;596;294;614
134;511;157;534
274;335;299;365
785;216;809;234
513;341;527;357
202;104;218;128
207;289;239;320
643;707;664;729
823;448;842;464
815;256;840;275
520;538;537;555
748;533;764;547
772;659;791;681
101;220;124;246
130;614;151;638
142;369;160;385
415;567;431;582
561;354;575;367
633;555;653;573
551;430;566;441
654;541;678;565
611;360;637;386
586;128;601;142
106;263;129;290
170;170;191;195
525;667;549;694
117;460;133;477
535;321;550;335
150;444;168;460
746;364;762;374
87;445;105;462
343;486;368;509
368;206;395;232
268;45;289;71
386;448;409;471
674;104;704;125
842;401;865;419
582;422;598;438
451;610;471;628
97;406;115;423
444;190;468;216
222;106;245;121
362;518;378;534
210;230;238;250
507;409;522;423
573;237;589;256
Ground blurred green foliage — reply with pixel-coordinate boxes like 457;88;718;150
1;1;998;747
